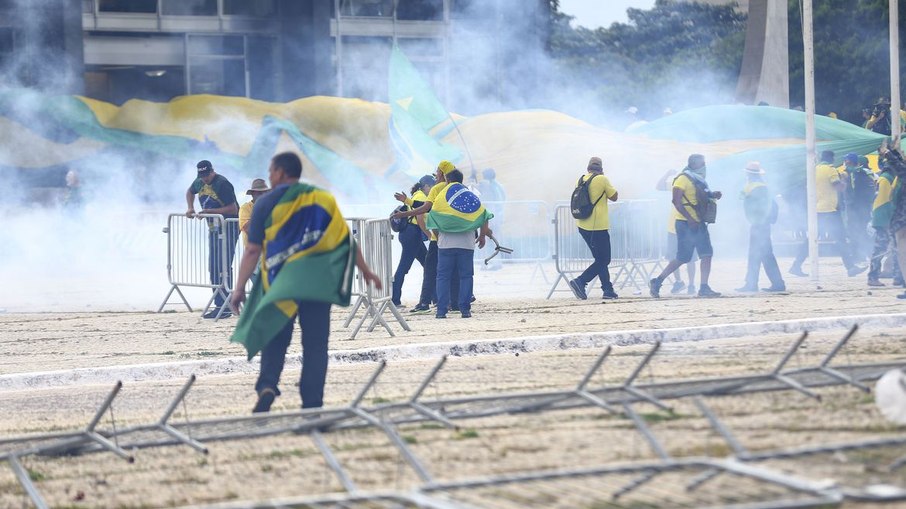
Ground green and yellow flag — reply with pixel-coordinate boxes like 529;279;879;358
426;182;493;233
230;183;355;360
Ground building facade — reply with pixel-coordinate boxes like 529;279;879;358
0;0;550;113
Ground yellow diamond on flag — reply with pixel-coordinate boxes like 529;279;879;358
396;97;413;111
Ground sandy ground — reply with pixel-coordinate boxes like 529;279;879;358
2;258;906;507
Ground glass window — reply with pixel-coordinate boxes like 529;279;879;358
189;57;246;96
339;0;392;17
396;0;443;21
247;36;278;100
161;0;216;16
224;0;276;16
82;0;94;14
98;0;157;13
397;38;443;57
188;35;245;56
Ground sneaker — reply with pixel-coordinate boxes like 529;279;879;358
735;285;758;293
847;265;868;277
897;292;906;300
568;279;588;300
470;295;476;303
698;285;722;298
203;308;231;319
687;285;696;295
461;311;472;318
868;278;886;287
670;281;686;294
648;278;663;298
601;289;619;300
789;266;808;277
410;304;431;314
761;285;787;292
435;313;447;319
252;388;276;414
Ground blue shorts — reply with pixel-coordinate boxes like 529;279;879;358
666;232;698;262
674;220;713;263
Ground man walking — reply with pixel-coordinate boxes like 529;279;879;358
843;153;876;261
230;152;381;413
186;160;240;318
735;162;785;293
568;156;619;300
649;154;723;298
789;150;865;277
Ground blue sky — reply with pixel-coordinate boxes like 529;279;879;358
558;0;657;29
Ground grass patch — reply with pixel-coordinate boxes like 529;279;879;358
455;429;479;440
27;468;45;482
402;435;418;444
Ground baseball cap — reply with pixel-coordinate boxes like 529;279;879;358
587;157;603;171
418;174;436;188
196;160;213;174
438;160;455;175
844;152;859;163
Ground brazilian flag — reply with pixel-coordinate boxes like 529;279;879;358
426;183;494;233
230;183;355;360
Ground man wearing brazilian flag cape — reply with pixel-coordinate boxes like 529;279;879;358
426;167;493;319
230;152;381;413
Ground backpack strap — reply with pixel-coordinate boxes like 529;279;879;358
580;174;607;207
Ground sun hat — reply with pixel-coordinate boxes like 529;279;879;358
246;178;270;195
744;161;765;175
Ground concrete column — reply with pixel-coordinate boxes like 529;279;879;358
735;0;789;108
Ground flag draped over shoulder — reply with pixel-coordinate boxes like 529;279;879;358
230;183;355;360
427;183;493;233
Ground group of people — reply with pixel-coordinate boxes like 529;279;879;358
390;161;493;319
565;144;906;301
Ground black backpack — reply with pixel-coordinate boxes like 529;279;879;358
389;205;409;233
850;168;877;206
570;174;604;219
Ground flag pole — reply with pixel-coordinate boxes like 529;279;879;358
803;0;819;283
891;0;901;141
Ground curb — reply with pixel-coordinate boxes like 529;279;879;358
2;312;905;391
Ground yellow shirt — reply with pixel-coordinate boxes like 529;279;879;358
815;162;841;213
874;173;894;211
671;173;699;223
424;182;448;241
576;173;617;231
408;190;427;225
238;200;254;246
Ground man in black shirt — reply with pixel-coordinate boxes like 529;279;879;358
186;160;240;318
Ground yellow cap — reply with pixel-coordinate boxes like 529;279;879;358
438;160;455;175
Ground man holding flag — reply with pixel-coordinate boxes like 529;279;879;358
427;169;493;319
230;152;381;413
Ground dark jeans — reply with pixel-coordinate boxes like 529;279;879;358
418;241;439;306
255;300;332;409
436;248;474;315
846;207;872;260
745;224;784;288
793;211;854;269
209;220;239;308
392;226;427;305
869;226;902;280
577;228;613;292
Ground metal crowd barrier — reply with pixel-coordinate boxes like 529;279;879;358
547;201;666;299
476;200;552;282
343;218;410;339
158;213;233;318
225;217;254;297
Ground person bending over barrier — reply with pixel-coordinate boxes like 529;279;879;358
230;152;381;413
649;154;723;298
185;160;240;319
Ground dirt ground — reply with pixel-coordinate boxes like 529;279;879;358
2;258;906;508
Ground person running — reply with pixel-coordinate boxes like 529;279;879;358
568;156;619;300
656;169;697;294
391;175;435;307
649;154;723;298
